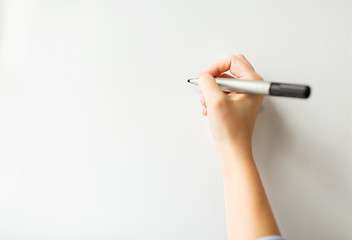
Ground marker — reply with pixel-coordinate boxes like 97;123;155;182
187;78;311;99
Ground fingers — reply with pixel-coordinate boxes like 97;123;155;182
202;107;207;116
203;54;258;79
200;97;206;107
197;55;262;117
200;73;233;95
200;97;207;116
197;73;225;107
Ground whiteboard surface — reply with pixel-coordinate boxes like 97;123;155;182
0;0;351;239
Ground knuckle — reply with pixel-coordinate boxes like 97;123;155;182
229;54;237;60
215;58;223;65
236;54;245;59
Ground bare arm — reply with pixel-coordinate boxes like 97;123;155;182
216;140;280;240
198;55;281;240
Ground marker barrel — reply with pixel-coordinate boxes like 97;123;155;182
188;78;310;99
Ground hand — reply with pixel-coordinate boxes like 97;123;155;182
198;54;264;148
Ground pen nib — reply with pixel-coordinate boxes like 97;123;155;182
187;78;197;84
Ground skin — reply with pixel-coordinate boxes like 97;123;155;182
198;55;281;240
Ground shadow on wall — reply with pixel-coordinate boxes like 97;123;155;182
253;98;351;239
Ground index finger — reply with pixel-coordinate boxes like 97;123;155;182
203;54;258;79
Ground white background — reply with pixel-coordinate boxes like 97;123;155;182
0;0;351;239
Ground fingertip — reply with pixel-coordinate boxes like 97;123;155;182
200;97;206;107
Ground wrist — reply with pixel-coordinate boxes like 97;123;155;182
213;132;252;152
213;136;253;166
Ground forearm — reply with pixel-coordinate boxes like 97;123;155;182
215;140;280;240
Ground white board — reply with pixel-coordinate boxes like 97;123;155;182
0;0;351;239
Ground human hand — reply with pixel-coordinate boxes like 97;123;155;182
198;55;264;148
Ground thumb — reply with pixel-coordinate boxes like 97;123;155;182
198;73;225;106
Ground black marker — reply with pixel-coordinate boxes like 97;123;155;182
187;78;310;99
